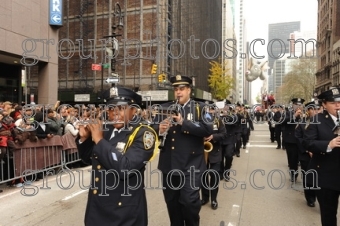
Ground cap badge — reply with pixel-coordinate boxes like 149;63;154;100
332;89;339;95
110;87;118;98
176;75;182;81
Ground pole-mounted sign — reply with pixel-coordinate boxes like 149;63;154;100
49;0;63;26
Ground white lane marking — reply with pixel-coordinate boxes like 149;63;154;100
230;204;240;216
247;144;276;148
0;169;88;200
62;189;88;201
227;204;240;226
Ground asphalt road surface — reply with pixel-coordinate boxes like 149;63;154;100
0;123;332;226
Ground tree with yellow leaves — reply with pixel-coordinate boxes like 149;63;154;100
207;60;233;100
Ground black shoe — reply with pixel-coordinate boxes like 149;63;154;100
276;146;281;149
307;201;315;207
243;146;246;149
211;201;218;210
236;154;240;157
201;199;208;206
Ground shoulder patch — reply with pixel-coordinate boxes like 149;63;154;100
143;130;155;150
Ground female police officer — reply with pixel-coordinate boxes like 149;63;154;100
76;86;157;226
303;87;340;226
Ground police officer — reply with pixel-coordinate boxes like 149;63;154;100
234;103;243;157
76;86;157;226
303;87;340;226
282;98;304;182
220;100;237;181
156;75;212;226
295;100;319;207
201;108;227;210
273;105;284;149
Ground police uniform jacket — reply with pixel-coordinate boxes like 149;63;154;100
303;111;340;191
76;123;156;226
240;111;254;131
221;114;237;145
282;112;300;144
273;110;283;129
295;117;312;162
155;100;213;175
207;118;227;164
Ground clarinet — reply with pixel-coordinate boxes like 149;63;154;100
158;98;179;148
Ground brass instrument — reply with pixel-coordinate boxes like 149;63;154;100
204;141;213;152
204;140;213;164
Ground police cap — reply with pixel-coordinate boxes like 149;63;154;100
170;75;192;87
305;100;320;109
103;86;142;105
317;87;340;102
291;98;305;105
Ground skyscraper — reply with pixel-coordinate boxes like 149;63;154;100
267;21;300;92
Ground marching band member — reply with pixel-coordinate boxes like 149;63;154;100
201;108;227;210
303;87;340;226
154;75;212;226
76;86;157;226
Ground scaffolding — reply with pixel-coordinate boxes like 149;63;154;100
57;0;222;99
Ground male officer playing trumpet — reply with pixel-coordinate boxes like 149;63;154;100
155;75;213;226
200;106;227;210
76;86;157;226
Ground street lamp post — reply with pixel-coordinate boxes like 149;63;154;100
111;3;124;87
103;2;124;88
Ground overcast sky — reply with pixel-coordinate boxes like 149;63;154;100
241;0;318;103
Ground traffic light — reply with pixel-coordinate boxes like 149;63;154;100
158;74;162;82
151;64;157;74
161;73;166;82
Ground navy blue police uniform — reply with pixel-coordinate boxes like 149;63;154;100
76;87;157;226
295;100;318;207
282;98;304;182
201;116;227;210
303;88;340;226
154;75;213;226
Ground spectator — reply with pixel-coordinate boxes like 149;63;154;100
46;109;62;135
33;112;53;139
63;115;79;136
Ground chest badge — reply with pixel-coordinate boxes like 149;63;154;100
116;142;126;153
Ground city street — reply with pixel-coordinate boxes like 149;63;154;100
0;123;330;226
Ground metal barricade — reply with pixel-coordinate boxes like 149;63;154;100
0;133;82;185
60;132;81;169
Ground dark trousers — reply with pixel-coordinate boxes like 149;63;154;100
269;126;275;142
241;128;248;146
316;187;340;226
220;143;234;179
300;159;316;203
285;143;299;178
163;174;201;226
275;126;282;147
201;162;221;202
235;133;241;155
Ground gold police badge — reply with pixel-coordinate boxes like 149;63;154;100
143;131;155;150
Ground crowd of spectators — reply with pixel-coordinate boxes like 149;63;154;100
0;101;106;189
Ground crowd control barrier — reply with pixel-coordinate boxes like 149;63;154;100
0;133;81;185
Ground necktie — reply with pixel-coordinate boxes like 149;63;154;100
110;129;119;140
